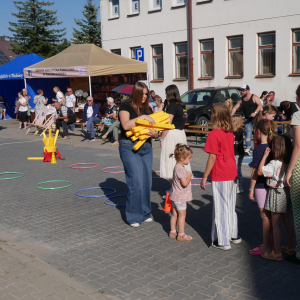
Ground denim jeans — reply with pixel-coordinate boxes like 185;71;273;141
244;119;253;149
119;139;153;224
86;117;100;139
276;114;283;134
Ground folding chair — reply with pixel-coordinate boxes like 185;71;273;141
26;109;48;135
37;112;58;136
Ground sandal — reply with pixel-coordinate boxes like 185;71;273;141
281;246;295;255
102;133;108;140
111;141;119;146
169;231;177;239
249;248;261;256
177;233;193;241
261;251;283;261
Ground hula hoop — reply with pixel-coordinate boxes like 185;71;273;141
69;163;98;169
191;178;211;186
104;194;127;207
101;166;124;174
75;187;116;198
0;172;24;180
36;180;72;190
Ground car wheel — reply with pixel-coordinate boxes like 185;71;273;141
196;116;209;130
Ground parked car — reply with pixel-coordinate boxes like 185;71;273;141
181;87;243;126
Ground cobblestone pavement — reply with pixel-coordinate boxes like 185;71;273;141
0;120;300;300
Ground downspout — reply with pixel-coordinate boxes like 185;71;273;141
187;0;194;90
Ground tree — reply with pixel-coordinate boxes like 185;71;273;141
72;0;101;47
8;0;67;58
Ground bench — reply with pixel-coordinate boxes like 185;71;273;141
185;125;213;144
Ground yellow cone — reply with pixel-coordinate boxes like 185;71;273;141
51;152;57;164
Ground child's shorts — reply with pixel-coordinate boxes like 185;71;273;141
172;201;187;210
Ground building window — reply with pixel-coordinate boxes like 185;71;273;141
258;32;275;75
152;45;164;80
175;42;188;79
130;46;141;59
293;29;300;74
150;0;161;10
110;0;119;18
200;39;214;78
228;36;243;77
130;0;140;14
173;0;186;6
111;49;121;55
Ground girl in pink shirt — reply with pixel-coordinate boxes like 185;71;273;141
169;144;193;241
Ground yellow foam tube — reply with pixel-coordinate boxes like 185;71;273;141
126;131;133;137
150;111;164;119
42;132;47;139
43;138;49;147
133;139;146;151
27;157;44;160
132;125;145;134
43;146;57;153
131;135;139;142
53;129;59;146
138;134;149;140
49;129;52;138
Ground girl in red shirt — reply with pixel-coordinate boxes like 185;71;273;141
201;103;240;250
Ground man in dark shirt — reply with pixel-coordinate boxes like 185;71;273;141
278;101;299;120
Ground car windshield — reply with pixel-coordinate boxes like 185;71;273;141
181;90;214;105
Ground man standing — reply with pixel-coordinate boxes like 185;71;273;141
82;96;100;142
231;84;262;155
65;87;76;131
54;102;76;140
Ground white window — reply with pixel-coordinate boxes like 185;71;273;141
228;36;243;77
130;0;140;14
200;39;214;78
293;29;300;74
173;0;186;6
258;32;275;75
110;0;119;18
111;49;121;55
152;45;164;80
150;0;161;10
175;42;188;79
130;46;141;59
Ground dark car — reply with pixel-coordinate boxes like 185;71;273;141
181;87;243;126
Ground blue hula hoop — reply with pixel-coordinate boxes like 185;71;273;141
75;187;116;198
104;194;127;207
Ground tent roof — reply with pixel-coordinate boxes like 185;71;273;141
24;44;147;78
0;53;44;80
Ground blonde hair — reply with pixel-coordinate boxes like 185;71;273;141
231;114;243;132
225;97;233;112
169;143;193;161
53;86;60;92
253;104;277;131
212;103;233;131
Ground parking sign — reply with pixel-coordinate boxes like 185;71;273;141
135;48;144;61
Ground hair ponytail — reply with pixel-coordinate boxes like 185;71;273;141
169;143;193;161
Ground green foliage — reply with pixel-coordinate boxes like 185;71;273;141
8;0;68;58
72;0;101;47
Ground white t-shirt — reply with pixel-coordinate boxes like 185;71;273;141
56;91;64;103
87;106;93;118
262;160;287;188
65;94;76;109
154;105;163;113
19;97;28;112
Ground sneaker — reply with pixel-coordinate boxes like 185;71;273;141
230;236;242;244
144;218;153;223
62;136;70;140
19;127;22;130
130;223;140;228
244;148;251;155
88;139;95;142
212;241;231;251
237;188;244;194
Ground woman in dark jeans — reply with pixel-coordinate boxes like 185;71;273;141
119;82;158;227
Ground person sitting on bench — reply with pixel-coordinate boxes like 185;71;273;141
82;96;100;142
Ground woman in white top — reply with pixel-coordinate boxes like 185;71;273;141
53;86;65;105
18;91;28;129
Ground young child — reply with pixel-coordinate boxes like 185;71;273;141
257;135;295;260
232;114;245;193
248;119;274;256
169;144;193;241
201;103;240;250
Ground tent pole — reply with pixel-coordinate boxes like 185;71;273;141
24;78;27;89
89;76;92;97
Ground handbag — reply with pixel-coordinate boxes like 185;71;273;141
27;105;32;116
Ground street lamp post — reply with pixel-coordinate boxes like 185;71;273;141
18;18;28;54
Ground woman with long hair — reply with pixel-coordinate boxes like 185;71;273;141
160;85;192;191
119;82;158;227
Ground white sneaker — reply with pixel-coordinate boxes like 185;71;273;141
144;218;153;223
230;236;242;244
244;148;251;155
212;241;231;251
130;223;140;228
237;188;244;194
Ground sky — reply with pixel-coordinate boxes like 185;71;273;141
0;0;101;41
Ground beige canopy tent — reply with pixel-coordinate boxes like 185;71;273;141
24;44;148;93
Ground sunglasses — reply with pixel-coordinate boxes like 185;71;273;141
87;100;93;102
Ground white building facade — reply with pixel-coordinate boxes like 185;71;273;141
100;0;300;101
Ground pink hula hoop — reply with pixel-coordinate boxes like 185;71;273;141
191;178;211;186
101;166;125;174
69;163;98;169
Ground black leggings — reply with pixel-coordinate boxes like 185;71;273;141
19;111;28;124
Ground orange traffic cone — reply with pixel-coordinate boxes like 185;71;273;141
163;192;173;212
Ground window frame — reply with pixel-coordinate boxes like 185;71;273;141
257;31;276;77
292;28;300;75
129;0;140;15
109;0;120;19
111;49;121;55
130;46;141;59
199;38;214;80
172;0;186;8
151;44;164;82
227;35;243;79
149;0;162;12
174;42;188;80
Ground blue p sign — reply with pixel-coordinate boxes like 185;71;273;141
135;48;144;61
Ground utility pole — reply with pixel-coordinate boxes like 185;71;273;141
187;0;194;90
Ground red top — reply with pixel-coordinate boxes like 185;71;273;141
204;129;237;181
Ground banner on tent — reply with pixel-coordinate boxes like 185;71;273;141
24;65;88;78
0;73;23;80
